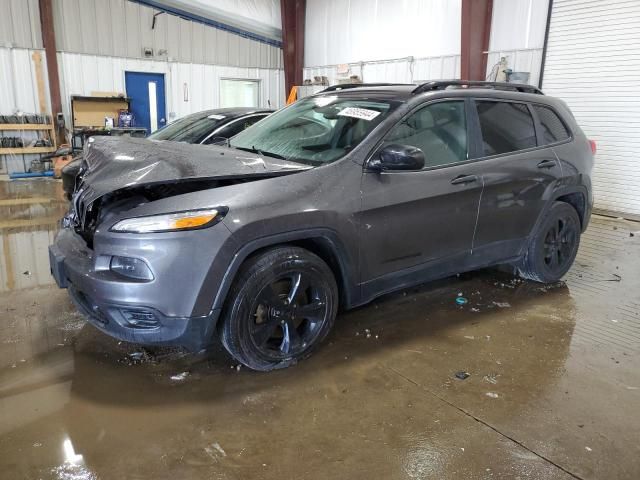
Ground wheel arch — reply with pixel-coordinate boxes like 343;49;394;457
210;229;359;315
555;190;587;230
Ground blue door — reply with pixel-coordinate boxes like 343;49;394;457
124;72;166;134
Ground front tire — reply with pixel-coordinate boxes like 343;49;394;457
518;201;581;283
219;246;338;371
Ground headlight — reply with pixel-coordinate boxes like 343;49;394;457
110;208;222;233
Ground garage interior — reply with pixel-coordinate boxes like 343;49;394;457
1;0;639;479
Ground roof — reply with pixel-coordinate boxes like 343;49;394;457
314;80;544;102
186;107;274;120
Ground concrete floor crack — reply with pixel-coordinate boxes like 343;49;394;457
385;365;586;480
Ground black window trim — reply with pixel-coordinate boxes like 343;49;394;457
529;102;574;149
469;97;575;162
364;96;576;174
470;97;541;160
365;97;477;174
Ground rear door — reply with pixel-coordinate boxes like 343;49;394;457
470;99;562;260
359;99;482;286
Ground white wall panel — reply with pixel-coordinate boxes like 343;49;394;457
485;48;543;85
489;0;549;51
543;0;640;218
0;0;42;49
0;47;52;174
52;0;282;69
303;55;461;86
486;0;549;86
305;0;461;67
58;52;284;128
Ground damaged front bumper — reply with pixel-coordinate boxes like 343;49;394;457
49;226;230;351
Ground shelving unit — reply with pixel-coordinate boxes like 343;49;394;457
0;122;57;155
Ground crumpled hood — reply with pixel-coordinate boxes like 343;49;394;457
78;136;310;204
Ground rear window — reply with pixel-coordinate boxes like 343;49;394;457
533;105;570;144
476;101;537;156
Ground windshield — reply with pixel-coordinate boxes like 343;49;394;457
148;112;226;143
229;96;398;165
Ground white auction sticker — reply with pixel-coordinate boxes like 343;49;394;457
337;107;381;121
208;114;226;120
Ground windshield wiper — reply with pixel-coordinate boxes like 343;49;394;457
234;145;286;160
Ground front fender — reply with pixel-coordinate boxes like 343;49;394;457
192;227;360;319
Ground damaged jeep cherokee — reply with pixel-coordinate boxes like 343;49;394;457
50;81;594;371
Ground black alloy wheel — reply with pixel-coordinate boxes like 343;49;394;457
519;201;581;283
219;246;338;371
249;272;330;359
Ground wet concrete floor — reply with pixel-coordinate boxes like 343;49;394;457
0;178;638;479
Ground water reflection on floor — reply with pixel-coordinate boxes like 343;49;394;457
0;179;639;479
0;179;67;292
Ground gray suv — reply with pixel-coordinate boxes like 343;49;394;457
50;81;594;371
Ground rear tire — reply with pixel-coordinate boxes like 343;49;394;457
219;246;338;371
518;201;581;283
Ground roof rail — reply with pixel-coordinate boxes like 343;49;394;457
412;80;544;95
322;82;412;92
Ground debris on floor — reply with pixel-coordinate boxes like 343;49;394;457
485;392;499;398
455;371;470;380
204;442;227;461
492;301;511;308
456;296;468;305
170;371;190;382
483;374;498;385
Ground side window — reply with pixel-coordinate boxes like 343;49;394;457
476;101;536;156
533;105;570;144
205;115;265;143
384;101;468;167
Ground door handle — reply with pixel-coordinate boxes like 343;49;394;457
537;159;556;169
451;174;478;185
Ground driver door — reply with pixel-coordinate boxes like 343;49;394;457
359;100;483;290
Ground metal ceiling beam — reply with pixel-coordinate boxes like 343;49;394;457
131;0;283;47
280;0;305;96
461;0;494;81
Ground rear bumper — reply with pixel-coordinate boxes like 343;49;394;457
49;226;229;351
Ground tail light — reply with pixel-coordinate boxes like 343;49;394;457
588;139;597;155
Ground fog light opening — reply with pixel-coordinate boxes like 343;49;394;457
109;256;154;281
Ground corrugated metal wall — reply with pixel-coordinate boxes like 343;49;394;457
303;55;461;86
486;0;549;86
53;0;282;69
57;52;285;125
485;49;544;85
305;0;461;68
0;47;52;175
0;0;42;49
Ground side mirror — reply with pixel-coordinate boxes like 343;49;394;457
369;144;425;171
205;136;230;146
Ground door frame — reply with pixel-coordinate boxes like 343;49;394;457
123;70;168;133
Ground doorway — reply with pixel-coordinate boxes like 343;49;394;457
124;72;166;134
